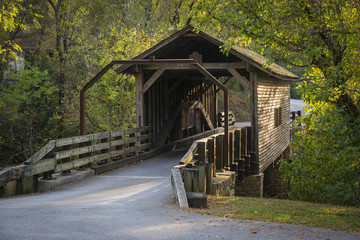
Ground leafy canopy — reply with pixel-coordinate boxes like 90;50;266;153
193;0;360;205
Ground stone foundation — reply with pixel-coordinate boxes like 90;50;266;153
235;173;263;197
0;175;38;197
263;158;289;198
211;171;236;196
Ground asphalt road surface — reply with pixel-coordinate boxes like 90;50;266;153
290;99;305;116
0;151;358;240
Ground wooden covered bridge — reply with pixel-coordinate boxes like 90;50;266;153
0;26;298;198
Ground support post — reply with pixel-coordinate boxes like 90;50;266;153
80;89;85;135
216;134;224;170
207;138;216;177
135;72;144;128
198;141;206;163
234;130;241;160
229;131;234;166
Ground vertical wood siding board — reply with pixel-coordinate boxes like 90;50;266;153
151;84;156;139
135;72;143;127
156;81;160;134
160;79;164;129
257;73;290;172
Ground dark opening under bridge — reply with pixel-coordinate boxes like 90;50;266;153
0;26;300;198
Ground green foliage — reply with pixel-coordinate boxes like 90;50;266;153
290;82;301;99
281;103;360;206
193;0;360;206
0;66;59;165
0;0;196;165
0;0;24;62
86;71;136;132
0;0;41;64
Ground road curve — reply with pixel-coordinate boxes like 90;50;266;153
0;151;358;240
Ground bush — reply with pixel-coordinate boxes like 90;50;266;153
281;102;360;206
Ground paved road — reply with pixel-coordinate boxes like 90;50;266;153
0;151;358;240
290;99;305;116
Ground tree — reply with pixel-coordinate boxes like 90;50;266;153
193;0;360;205
0;0;23;63
0;0;197;166
0;66;58;165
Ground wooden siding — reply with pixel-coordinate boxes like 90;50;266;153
257;73;290;173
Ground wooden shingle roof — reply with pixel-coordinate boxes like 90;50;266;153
116;25;299;81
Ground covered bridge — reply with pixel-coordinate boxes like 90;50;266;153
81;25;298;174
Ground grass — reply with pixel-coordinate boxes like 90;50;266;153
187;196;360;233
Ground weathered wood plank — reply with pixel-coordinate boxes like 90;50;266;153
110;144;148;158
55;153;110;173
111;137;136;147
216;134;224;170
207;137;216;176
24;158;55;176
227;68;250;91
137;143;152;151
198;164;206;193
234;130;241;160
55;142;111;160
171;168;189;208
229;131;234;165
55;132;111;147
241;128;247;156
142;62;247;70
0;165;26;187
197;141;206;163
136;72;144;127
179;141;197;165
25;140;56;164
110;129;126;138
137;134;151;142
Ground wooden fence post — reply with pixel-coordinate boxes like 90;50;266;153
114;136;123;160
62;145;71;175
198;141;206;163
228;131;234;166
241;128;247;157
216;134;223;171
129;133;136;157
100;137;109;165
234;130;241;160
184;168;199;192
198;164;206;193
207;137;216;177
205;163;213;194
246;126;252;153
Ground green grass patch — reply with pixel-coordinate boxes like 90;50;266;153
187;196;360;233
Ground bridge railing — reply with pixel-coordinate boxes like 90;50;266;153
172;126;257;207
0;126;151;187
179;127;256;177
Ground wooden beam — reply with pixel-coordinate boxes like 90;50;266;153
223;76;232;86
250;71;259;162
135;73;144;127
142;68;165;94
189;101;214;130
215;76;232;94
141;62;247;70
227;68;250;91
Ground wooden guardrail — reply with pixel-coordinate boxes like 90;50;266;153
178;126;257;187
0;126;151;187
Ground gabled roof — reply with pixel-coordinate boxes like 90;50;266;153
116;25;299;81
